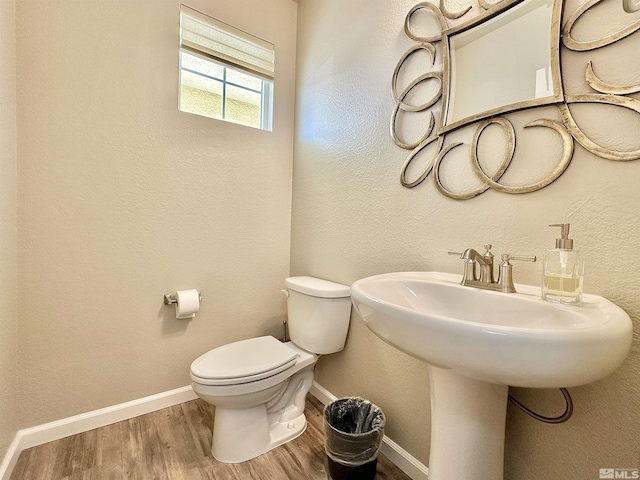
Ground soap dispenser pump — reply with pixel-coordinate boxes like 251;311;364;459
542;223;584;304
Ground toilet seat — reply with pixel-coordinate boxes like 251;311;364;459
190;336;299;386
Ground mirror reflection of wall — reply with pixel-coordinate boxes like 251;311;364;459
445;0;557;128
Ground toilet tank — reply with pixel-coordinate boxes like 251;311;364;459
284;276;351;354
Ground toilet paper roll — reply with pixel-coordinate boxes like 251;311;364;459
175;289;200;319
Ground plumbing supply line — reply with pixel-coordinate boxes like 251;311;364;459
508;388;573;424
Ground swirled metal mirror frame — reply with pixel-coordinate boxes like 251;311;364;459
391;0;640;199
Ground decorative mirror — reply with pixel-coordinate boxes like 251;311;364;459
391;0;640;199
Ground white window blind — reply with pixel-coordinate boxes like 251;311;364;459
180;5;275;82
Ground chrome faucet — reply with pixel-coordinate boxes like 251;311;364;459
448;244;536;293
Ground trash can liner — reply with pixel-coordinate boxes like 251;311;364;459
324;397;386;467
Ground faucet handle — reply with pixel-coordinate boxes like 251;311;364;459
448;250;477;283
497;254;537;293
501;254;537;263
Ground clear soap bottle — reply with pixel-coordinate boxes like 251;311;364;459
542;223;584;305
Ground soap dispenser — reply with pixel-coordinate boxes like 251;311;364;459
542;223;584;304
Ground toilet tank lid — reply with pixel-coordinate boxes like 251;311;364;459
285;276;350;298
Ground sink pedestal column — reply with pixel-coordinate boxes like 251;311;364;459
428;366;509;480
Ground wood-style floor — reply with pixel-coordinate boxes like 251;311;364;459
10;396;412;480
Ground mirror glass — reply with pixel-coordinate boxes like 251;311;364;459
441;0;562;132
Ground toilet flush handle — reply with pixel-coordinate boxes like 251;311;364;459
280;289;289;297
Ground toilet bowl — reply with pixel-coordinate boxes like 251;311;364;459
190;276;352;463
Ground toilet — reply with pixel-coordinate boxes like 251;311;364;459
190;276;352;463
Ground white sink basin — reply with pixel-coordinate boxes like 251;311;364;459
351;271;632;480
351;271;632;388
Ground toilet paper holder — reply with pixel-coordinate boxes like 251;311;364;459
164;291;202;305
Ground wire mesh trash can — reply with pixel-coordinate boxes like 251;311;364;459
323;397;386;480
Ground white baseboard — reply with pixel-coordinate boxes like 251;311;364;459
310;382;429;480
1;382;429;480
0;386;197;480
0;436;21;480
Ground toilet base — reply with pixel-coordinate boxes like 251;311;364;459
212;405;307;463
209;367;315;463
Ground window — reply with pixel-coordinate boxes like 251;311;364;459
179;5;274;131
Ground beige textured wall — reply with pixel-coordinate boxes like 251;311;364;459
0;0;18;458
16;0;297;428
293;0;640;478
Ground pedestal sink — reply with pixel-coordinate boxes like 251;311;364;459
350;271;632;480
